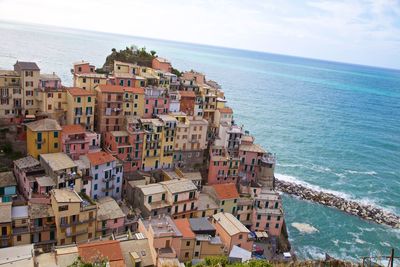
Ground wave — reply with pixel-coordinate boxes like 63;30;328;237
275;173;352;199
275;173;398;214
345;170;377;175
291;222;319;234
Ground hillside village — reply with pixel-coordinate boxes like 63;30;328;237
0;48;288;267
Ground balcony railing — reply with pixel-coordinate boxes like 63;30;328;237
12;226;30;235
35;138;46;144
101;185;115;192
102;175;116;183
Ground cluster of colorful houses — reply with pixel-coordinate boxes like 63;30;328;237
0;56;284;266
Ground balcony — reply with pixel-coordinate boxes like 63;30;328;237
12;226;30;235
30;224;56;232
101;185;115;192
0;234;10;240
158;247;177;258
65;228;88;237
189;139;199;144
35;138;46;144
102;175;116;183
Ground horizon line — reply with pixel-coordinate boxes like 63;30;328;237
1;19;400;72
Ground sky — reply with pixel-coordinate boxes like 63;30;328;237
1;0;400;69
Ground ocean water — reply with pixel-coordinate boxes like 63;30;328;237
1;21;399;261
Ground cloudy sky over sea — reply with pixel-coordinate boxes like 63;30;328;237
1;0;400;69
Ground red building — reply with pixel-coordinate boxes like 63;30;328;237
179;91;196;116
103;118;144;173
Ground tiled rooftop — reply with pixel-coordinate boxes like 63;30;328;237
97;197;125;221
26;118;62;132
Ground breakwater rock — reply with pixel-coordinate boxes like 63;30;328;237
275;179;400;228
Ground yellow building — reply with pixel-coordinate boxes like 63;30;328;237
66;87;95;131
0;202;12;248
26;118;62;159
140;115;177;171
74;73;107;92
50;189;97;245
11;206;30;246
122;87;145;117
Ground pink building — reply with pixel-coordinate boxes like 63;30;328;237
208;146;237;185
212;212;253;252
39;73;62;89
96;196;126;237
152;57;172;73
103;119;144;173
238;135;266;183
251;190;284;237
13;156;47;201
144;87;170;118
61;124;101;160
73;61;96;74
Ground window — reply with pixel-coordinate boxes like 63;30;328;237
257;215;261;220
238;234;243;240
95;165;98;170
148;196;152;203
95;174;98;180
58;205;68;212
221;200;225;206
77;97;81;103
174;194;178;203
54;142;58;149
277;216;281;221
267;215;271;221
275;223;279;229
265;223;269;228
196;241;200;246
195;252;199;257
94;184;98;190
186;241;190;246
88;96;91;102
162;193;165;201
116;187;119;193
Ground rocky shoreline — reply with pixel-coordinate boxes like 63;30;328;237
275;179;400;228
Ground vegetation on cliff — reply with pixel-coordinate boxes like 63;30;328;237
97;45;182;77
97;45;157;73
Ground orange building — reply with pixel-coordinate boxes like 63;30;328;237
78;240;125;267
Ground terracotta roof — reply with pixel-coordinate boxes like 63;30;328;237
67;87;95;96
86;151;116;166
123;87;145;94
97;84;125;93
174;218;195;238
78;240;124;267
212;183;239;200
178;90;196;97
26;118;62;131
218;107;233;114
62;124;85;135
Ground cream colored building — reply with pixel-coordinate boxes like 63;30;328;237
171;113;208;170
14;61;40;115
0;70;22;121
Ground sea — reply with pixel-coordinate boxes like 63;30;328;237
1;21;399;262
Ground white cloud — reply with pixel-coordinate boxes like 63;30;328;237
0;0;399;68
